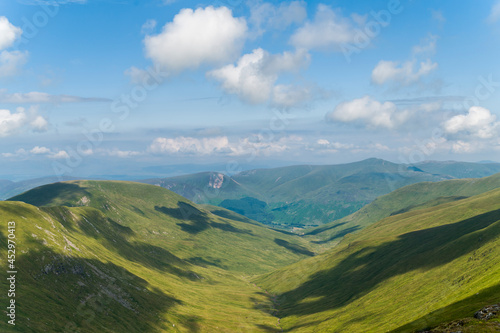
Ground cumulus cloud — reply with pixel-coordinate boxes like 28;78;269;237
0;107;49;137
250;1;307;35
327;95;410;129
149;135;302;156
144;6;247;72
208;48;310;105
149;136;231;155
443;106;499;139
0;17;22;51
371;59;438;85
0;89;111;104
488;1;500;23
290;5;359;51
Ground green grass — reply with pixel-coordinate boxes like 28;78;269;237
304;172;500;249
255;187;500;332
1;180;314;332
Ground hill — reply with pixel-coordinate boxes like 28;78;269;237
0;176;81;200
1;180;313;332
255;186;500;332
143;158;452;229
415;160;500;179
305;172;500;247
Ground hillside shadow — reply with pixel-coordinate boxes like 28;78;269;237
16;246;182;333
9;182;90;207
155;202;211;234
274;239;314;256
78;210;198;280
310;226;361;245
305;222;348;236
156;202;254;235
273;208;500;318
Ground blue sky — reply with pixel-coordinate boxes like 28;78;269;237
0;0;499;180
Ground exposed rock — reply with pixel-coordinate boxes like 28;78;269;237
474;303;500;320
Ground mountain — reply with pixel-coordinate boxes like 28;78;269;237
142;158;452;229
305;172;500;247
256;186;500;332
415;160;500;179
1;180;313;332
0;176;81;200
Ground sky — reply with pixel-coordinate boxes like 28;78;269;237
0;0;500;180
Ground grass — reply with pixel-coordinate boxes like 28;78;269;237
1;180;314;332
255;186;500;332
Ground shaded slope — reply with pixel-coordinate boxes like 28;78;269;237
256;187;500;332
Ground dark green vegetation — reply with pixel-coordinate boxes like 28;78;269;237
143;158;457;229
256;186;500;332
1;181;314;332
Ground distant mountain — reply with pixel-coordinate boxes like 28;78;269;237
0;176;81;200
256;186;500;332
305;172;500;247
142;158;453;228
2;180;313;332
415;160;500;178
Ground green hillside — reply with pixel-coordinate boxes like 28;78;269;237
1;180;314;332
143;158;451;229
305;172;500;248
256;187;500;332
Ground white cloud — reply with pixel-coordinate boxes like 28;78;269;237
451;140;474;153
431;10;446;24
488;1;500;23
144;6;247;72
141;19;157;34
290;5;359;51
443;106;499;139
149;135;303;157
0;107;48;137
105;149;142;158
208;48;310;105
0;89;110;103
327;95;410;129
371;59;438;85
49;150;70;159
0;50;28;77
0;17;22;51
412;34;438;55
30;146;51;154
272;84;311;108
250;1;307;35
149;136;231;155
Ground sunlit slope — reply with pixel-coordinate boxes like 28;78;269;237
1;181;313;332
256;187;500;332
306;172;500;247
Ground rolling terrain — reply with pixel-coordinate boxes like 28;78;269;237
305;172;500;248
143;158;453;229
256;186;500;332
0;180;313;332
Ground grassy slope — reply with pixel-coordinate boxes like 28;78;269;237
256;187;500;332
143;159;450;228
305;173;500;248
1;180;314;332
